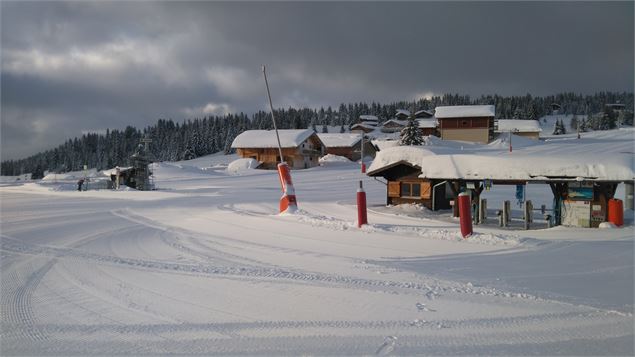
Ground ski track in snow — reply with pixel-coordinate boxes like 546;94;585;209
1;142;634;355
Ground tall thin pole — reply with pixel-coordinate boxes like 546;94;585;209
262;65;285;163
509;130;512;152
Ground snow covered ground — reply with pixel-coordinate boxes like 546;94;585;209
1;130;634;355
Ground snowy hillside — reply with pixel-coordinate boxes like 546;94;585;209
1;129;633;355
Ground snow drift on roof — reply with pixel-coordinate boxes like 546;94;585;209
435;105;495;119
396;109;411;117
231;129;317;149
359;115;379;122
351;122;378;129
419;153;633;181
368;128;635;181
383;119;408;127
317;133;362;148
415;109;434;118
496;119;542;133
367;146;438;173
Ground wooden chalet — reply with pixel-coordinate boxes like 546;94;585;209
366;147;452;210
380;119;409;133
435;105;495;144
231;129;325;169
351;114;379;133
416;118;438;137
317;133;376;161
394;109;410;120
367;161;451;210
495;119;542;140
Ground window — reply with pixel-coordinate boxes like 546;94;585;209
401;182;421;198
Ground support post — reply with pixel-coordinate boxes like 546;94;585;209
479;198;487;224
503;200;511;227
625;181;634;211
524;200;533;230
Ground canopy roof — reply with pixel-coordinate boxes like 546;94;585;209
368;129;634;182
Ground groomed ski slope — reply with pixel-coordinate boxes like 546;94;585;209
1;129;633;355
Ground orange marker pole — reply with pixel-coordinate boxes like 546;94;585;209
277;162;297;213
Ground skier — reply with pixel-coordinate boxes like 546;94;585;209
77;178;84;191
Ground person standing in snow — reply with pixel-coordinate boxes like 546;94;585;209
77;178;84;191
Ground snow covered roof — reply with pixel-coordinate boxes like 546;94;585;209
359;115;379;122
367;146;435;174
102;167;132;176
435;105;495;119
415;109;434;118
416;118;438;128
371;140;401;151
495;119;542;133
395;109;411;118
418;154;633;182
317;133;362;148
368;129;635;182
231;129;318;149
351;122;378;130
383;119;408;127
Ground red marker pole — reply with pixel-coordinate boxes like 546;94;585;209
458;192;473;238
357;180;368;227
277;162;298;213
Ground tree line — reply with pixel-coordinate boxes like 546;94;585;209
2;91;632;178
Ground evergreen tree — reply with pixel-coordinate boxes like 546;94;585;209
570;115;578;130
399;119;424;145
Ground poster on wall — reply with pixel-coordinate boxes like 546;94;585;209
561;200;591;227
567;187;594;201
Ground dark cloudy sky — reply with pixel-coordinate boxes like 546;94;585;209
1;1;633;160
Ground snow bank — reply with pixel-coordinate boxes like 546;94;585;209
319;154;353;166
41;168;102;181
227;158;261;174
488;133;541;149
0;174;32;183
496;119;542;133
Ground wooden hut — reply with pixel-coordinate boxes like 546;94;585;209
318;133;376;161
435;105;495;144
231;129;325;169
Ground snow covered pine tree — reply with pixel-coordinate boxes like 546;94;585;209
400;119;424;145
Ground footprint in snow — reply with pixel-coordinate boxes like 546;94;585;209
375;336;397;355
416;302;436;312
410;319;426;327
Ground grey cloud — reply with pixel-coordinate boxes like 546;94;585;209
1;1;633;160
